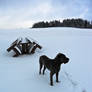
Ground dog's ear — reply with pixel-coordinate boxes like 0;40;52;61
57;53;65;58
57;53;62;55
55;53;63;60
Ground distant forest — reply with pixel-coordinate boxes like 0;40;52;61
32;18;92;29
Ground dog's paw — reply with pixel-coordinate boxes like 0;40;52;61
39;72;41;75
56;80;61;83
50;84;53;86
50;83;53;86
43;73;45;75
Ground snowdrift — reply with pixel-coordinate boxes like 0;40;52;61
0;27;92;92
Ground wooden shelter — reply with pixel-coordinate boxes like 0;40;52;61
7;37;42;57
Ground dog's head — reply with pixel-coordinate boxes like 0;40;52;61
56;53;69;64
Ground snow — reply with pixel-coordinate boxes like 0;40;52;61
0;27;92;92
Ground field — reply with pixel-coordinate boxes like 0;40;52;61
0;27;92;92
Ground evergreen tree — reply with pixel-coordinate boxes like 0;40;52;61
32;18;92;29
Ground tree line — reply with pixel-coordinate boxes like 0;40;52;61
32;18;92;29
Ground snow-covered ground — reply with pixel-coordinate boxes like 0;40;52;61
0;27;92;92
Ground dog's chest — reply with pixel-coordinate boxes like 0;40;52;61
50;63;61;72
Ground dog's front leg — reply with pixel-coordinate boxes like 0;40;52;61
39;62;43;74
56;72;59;82
50;72;54;86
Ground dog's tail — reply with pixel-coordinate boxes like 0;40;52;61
39;56;42;64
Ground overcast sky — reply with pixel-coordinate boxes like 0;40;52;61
0;0;92;29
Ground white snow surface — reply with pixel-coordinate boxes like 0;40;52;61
0;27;92;92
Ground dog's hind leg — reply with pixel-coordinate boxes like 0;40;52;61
43;66;46;75
39;61;43;74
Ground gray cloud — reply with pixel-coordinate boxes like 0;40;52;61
0;0;91;29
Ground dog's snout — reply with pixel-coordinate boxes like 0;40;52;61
67;58;69;61
64;57;69;64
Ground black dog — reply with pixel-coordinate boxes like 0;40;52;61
39;53;69;86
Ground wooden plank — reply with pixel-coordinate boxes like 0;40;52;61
7;43;17;52
13;48;21;57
